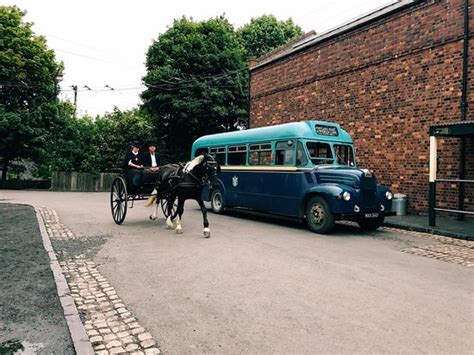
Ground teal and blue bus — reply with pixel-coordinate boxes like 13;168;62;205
191;121;394;233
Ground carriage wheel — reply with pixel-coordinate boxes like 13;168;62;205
161;196;178;219
110;177;128;225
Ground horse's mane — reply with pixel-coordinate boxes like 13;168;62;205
184;155;205;173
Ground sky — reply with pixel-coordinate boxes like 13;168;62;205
5;0;392;116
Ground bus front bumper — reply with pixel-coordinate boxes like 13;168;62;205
339;211;396;220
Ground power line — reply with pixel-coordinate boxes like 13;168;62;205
53;48;111;63
44;33;104;52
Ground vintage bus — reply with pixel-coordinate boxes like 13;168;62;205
191;121;394;234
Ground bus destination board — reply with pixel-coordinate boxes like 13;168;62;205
315;125;338;136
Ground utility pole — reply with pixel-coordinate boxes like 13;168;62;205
71;85;78;116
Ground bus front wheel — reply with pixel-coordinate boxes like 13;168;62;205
211;189;225;214
306;196;335;234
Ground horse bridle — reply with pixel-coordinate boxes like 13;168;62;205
183;157;219;186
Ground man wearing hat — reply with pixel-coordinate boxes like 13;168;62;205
141;142;161;172
141;142;161;192
122;141;144;194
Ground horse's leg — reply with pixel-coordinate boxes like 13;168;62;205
166;196;175;229
197;197;210;238
175;198;185;234
149;189;159;220
151;198;160;220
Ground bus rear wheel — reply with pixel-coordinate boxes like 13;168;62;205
211;189;225;214
357;216;384;231
306;196;335;234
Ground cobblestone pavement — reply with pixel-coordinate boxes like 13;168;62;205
382;227;474;267
39;207;160;355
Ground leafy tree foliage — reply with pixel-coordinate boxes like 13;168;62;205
37;106;156;175
141;16;248;161
237;15;303;59
93;108;156;171
0;6;61;185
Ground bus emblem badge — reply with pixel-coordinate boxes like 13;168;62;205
232;175;239;187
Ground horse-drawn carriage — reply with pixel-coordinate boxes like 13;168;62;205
110;170;178;225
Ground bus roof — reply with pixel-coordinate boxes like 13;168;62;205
192;121;353;149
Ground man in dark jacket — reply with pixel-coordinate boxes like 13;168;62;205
122;141;144;194
141;142;160;171
141;142;161;191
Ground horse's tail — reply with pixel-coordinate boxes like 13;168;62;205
144;189;158;207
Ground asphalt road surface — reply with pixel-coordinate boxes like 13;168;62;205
1;191;473;354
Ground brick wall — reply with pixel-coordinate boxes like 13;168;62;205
249;0;473;214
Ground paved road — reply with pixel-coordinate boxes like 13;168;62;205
1;190;473;353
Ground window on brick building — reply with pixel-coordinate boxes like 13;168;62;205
306;142;333;165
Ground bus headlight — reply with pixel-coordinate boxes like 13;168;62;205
342;191;351;201
386;191;393;200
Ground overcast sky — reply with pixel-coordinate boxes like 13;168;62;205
5;0;392;116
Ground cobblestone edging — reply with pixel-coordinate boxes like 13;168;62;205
381;227;474;267
39;207;160;355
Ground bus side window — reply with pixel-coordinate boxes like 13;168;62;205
296;142;308;166
227;145;247;165
306;142;333;165
334;144;355;166
195;147;208;157
275;141;295;165
210;147;226;165
249;143;272;166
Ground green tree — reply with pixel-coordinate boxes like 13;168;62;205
0;6;61;185
237;15;303;59
93;107;156;171
38;106;156;174
141;16;248;161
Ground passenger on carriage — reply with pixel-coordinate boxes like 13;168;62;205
122;141;144;194
142;142;161;191
141;142;160;171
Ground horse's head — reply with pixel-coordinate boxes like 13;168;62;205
202;153;221;182
183;154;220;184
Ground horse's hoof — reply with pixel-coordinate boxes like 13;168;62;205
176;228;183;234
149;215;156;220
203;231;211;238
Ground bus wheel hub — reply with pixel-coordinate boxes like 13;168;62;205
311;204;324;224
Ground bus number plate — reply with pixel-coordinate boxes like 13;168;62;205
364;213;379;218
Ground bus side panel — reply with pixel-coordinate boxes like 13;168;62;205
242;171;272;211
221;169;304;217
215;171;237;207
222;170;256;209
267;171;303;217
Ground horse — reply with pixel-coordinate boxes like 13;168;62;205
144;153;221;238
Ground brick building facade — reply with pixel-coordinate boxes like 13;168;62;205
249;0;473;215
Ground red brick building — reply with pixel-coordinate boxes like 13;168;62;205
249;0;473;215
